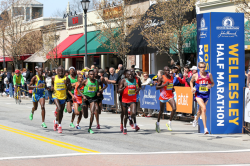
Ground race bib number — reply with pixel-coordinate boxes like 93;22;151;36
167;83;173;90
56;83;65;91
38;84;45;89
88;85;96;92
128;89;136;96
199;85;208;92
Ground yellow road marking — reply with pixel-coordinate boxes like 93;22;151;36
0;125;99;153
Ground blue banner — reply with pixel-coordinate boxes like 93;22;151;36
197;13;245;134
102;84;114;105
210;13;244;134
197;13;211;133
140;85;160;110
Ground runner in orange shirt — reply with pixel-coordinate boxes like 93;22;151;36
155;66;176;133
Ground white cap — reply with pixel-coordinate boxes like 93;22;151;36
35;66;38;69
190;66;197;70
69;66;75;71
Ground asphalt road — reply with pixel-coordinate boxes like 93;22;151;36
0;97;250;165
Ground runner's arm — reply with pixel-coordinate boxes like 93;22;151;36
66;78;72;92
77;80;87;101
100;77;108;92
156;77;168;90
28;76;39;90
50;76;55;91
208;73;215;89
117;79;126;93
136;78;142;94
190;74;197;93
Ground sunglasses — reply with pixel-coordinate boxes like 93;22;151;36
199;67;205;68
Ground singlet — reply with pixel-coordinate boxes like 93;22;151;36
159;75;174;100
122;78;137;103
0;74;2;82
83;78;98;97
195;72;211;95
68;75;77;94
52;75;67;100
74;82;84;97
34;75;45;94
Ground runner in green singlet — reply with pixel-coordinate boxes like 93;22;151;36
78;70;101;134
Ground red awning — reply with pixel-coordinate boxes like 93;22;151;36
0;55;31;62
46;33;83;59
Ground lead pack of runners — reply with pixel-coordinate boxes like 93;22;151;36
22;63;214;135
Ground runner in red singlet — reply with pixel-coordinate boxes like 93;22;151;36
155;66;176;133
118;70;140;135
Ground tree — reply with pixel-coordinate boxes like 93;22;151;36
92;0;140;68
138;0;197;71
0;0;43;69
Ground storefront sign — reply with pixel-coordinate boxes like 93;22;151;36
68;14;83;27
103;6;122;19
102;84;114;105
140;85;160;110
63;11;77;19
197;13;244;134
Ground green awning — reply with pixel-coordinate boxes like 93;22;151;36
170;24;197;54
62;31;115;56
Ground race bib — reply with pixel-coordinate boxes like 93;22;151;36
128;89;136;96
167;83;173;90
88;85;96;92
199;85;208;92
38;84;45;89
0;76;2;81
56;83;65;91
77;89;84;95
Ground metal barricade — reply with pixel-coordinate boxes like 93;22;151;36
102;84;121;113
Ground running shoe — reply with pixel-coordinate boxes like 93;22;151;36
58;126;62;133
41;122;47;128
166;123;172;131
204;128;209;135
192;120;198;128
155;122;160;133
64;107;67;113
135;125;140;131
29;112;33;121
69;123;75;128
120;124;123;132
88;129;94;134
53;120;58;131
123;129;127;135
129;120;134;129
76;125;81;129
96;124;100;129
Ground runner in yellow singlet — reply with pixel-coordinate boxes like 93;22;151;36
51;66;72;133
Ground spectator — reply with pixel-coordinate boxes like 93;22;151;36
115;69;119;74
46;70;53;104
173;65;183;78
44;67;48;78
246;65;250;86
186;66;198;86
85;72;89;79
7;72;13;98
65;70;69;77
141;72;152;85
104;67;110;79
35;66;38;75
176;66;191;87
91;65;95;70
22;68;27;96
135;69;143;81
0;69;4;95
131;65;135;69
107;67;118;84
52;69;56;76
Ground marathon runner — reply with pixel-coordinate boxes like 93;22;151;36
66;67;79;129
190;62;214;135
51;66;72;133
72;74;85;129
28;67;47;128
13;70;25;98
155;66;176;133
119;70;127;132
129;68;141;130
118;70;140;135
94;68;107;129
78;70;101;134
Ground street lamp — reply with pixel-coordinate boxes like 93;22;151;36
81;0;90;68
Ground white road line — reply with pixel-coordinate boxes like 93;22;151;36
1;149;250;161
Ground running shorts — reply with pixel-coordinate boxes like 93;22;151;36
32;93;45;102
